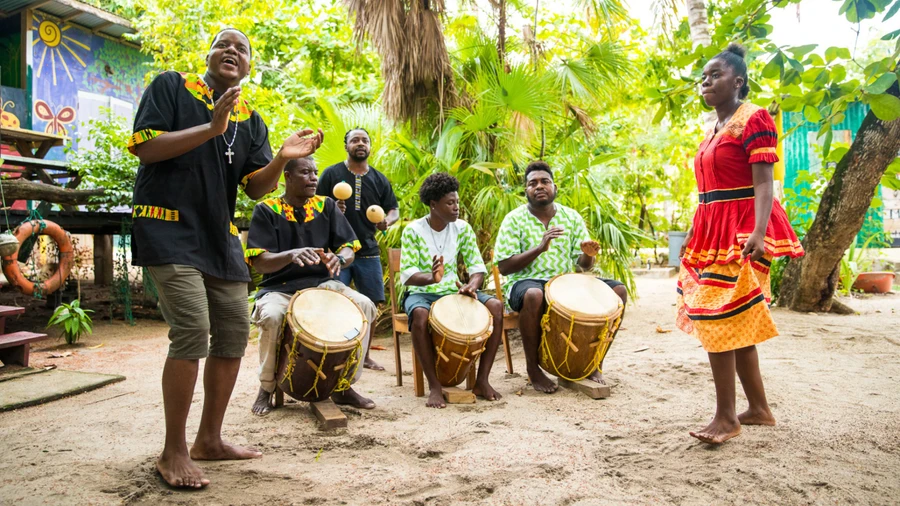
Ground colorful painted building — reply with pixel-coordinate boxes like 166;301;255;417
782;102;899;247
0;0;148;160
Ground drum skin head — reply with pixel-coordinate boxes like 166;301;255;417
546;274;619;317
430;294;491;337
291;289;364;344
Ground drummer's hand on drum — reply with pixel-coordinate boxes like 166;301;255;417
456;280;478;299
580;240;600;257
317;250;342;277
290;247;322;266
431;255;444;284
539;226;566;253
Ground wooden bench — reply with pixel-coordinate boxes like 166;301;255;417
387;249;514;396
1;154;72;171
0;305;48;367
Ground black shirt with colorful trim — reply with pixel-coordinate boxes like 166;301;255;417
128;71;273;282
316;162;399;257
246;196;362;297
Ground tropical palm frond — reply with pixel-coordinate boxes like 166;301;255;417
480;64;552;122
574;0;630;36
345;0;455;126
582;40;631;82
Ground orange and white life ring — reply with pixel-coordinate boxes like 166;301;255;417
1;219;73;297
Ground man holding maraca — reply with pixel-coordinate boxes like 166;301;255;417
317;128;399;371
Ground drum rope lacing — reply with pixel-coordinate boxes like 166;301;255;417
434;334;471;385
277;306;365;398
539;300;624;382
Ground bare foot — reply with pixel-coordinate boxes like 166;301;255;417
332;387;376;409
190;439;262;461
364;356;385;371
251;387;273;416
472;380;502;401
527;367;558;393
738;408;776;426
587;370;607;385
426;387;446;408
689;417;742;445
156;451;209;489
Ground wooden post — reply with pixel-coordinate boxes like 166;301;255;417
93;234;113;285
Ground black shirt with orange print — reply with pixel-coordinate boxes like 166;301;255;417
129;71;273;282
245;196;361;298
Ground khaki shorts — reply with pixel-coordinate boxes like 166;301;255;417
148;264;250;360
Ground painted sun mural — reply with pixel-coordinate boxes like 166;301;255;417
32;14;88;86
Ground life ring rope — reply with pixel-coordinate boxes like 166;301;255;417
1;219;74;298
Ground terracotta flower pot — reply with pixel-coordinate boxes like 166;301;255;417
851;272;896;294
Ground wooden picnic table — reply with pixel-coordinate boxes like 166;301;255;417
0;126;68;159
1;126;80;211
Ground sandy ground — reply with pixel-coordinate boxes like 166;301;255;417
0;276;898;506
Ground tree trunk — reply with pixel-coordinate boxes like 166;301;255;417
0;179;106;205
779;81;900;313
686;0;711;48
496;0;507;64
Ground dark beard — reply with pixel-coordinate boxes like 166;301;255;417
348;150;369;162
526;193;555;208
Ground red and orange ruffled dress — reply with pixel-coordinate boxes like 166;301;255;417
676;103;804;353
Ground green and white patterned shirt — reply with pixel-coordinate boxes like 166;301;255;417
400;217;487;296
494;204;590;299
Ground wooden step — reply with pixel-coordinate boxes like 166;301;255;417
0;331;48;349
0;306;25;318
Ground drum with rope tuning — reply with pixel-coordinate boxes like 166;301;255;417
275;288;367;402
428;294;493;387
540;274;623;381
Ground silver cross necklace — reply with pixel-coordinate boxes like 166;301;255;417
202;76;238;164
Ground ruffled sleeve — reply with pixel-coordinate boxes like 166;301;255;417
743;109;779;164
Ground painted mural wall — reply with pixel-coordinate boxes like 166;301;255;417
30;13;149;160
784;103;900;247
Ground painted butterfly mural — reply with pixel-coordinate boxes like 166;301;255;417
34;100;75;136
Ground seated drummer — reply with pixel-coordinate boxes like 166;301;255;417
495;160;628;393
246;156;377;415
400;173;504;408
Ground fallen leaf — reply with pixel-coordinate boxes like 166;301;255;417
48;352;73;358
370;345;386;351
655;326;672;334
88;343;104;349
632;347;650;353
515;389;523;396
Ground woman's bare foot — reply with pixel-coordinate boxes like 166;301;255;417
332;387;376;409
426;387;446;408
190;439;262;461
364;356;385;371
738;408;776;426
689;417;742;444
587;370;606;385
527;367;558;393
251;387;273;416
156;451;209;489
472;380;502;401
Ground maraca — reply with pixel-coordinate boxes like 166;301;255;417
333;181;352;201
367;205;387;236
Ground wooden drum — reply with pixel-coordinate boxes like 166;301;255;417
540;274;623;381
429;294;493;387
276;288;368;402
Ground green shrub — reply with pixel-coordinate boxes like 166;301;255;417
47;300;94;345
